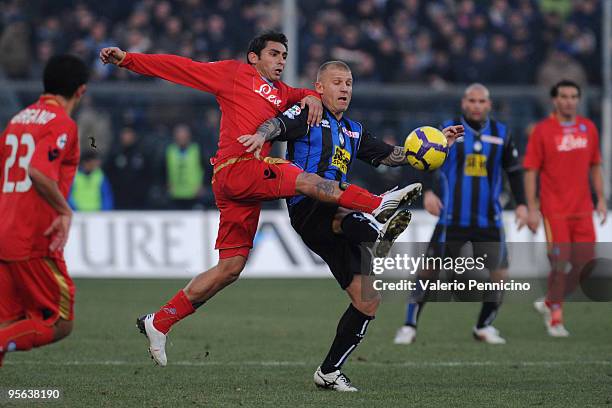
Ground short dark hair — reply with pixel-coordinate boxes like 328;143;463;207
81;150;99;162
246;31;288;63
43;55;89;98
550;79;581;98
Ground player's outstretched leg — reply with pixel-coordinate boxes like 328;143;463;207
295;172;422;223
337;208;413;259
137;255;247;366
314;276;380;392
373;209;412;258
0;318;72;367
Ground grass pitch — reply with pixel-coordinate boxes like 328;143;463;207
3;278;611;407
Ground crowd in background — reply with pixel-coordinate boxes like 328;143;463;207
0;0;602;85
0;0;605;210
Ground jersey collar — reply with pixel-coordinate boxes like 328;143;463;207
39;95;62;107
248;63;278;88
461;115;489;135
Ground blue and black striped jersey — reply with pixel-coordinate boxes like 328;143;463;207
275;104;394;207
434;116;521;228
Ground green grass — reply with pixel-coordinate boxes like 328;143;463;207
3;279;612;407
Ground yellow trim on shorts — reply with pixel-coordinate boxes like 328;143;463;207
543;218;554;253
44;258;71;320
213;156;255;176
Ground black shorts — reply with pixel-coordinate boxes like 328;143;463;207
288;197;367;290
428;224;509;271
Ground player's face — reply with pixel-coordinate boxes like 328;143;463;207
461;89;491;123
250;41;287;82
315;68;353;116
553;86;579;119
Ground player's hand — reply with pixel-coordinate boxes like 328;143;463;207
238;133;266;159
596;198;607;225
44;213;72;252
442;125;464;148
527;208;540;234
515;204;528;230
423;190;443;216
300;95;322;127
100;47;127;65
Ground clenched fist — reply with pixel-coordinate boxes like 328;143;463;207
99;47;127;65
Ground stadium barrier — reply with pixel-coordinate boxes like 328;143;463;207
66;210;612;278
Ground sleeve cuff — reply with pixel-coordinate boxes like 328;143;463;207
118;52;129;67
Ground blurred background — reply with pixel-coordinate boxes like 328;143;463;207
0;0;609;212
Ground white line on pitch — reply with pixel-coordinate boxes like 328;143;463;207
4;360;612;367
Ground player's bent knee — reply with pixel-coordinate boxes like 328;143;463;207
217;256;247;283
354;294;381;317
53;319;73;341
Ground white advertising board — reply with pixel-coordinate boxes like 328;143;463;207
66;210;611;278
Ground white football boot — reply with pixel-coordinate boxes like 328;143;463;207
314;367;358;392
136;314;168;366
533;299;570;337
546;323;570;337
393;325;417;345
533;298;548;316
473;326;506;344
372;183;422;223
373;209;412;258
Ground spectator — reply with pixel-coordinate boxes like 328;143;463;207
165;124;205;210
0;21;30;78
0;0;601;84
104;127;153;210
536;46;588;92
69;151;114;211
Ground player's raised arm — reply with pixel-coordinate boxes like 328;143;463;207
238;104;309;158
99;47;236;94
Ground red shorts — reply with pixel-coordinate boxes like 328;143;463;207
543;215;595;264
212;156;302;258
0;257;75;324
543;215;595;243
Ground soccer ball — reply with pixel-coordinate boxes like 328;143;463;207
403;126;448;171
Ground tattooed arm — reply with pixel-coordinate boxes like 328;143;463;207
236;118;284;158
256;118;284;141
237;105;310;159
380;146;407;167
376;125;465;167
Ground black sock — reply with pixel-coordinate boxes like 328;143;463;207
320;304;374;375
476;302;500;329
341;212;379;247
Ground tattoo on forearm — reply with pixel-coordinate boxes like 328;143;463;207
314;179;337;200
257;118;282;141
381;146;407;167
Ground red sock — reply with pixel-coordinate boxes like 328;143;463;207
544;300;563;325
153;290;196;334
338;184;382;213
0;319;55;352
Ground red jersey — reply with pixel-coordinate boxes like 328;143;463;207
523;115;601;218
0;96;79;261
120;54;319;162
